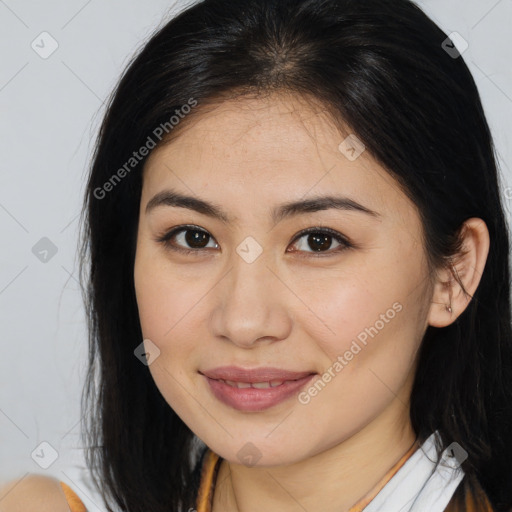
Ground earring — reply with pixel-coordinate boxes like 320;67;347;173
445;262;455;315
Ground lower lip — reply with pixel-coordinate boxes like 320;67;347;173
203;374;316;412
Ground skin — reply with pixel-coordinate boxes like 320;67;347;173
0;475;70;512
133;91;489;512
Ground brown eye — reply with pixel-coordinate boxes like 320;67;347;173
287;227;352;257
156;225;352;258
156;225;218;254
182;229;210;248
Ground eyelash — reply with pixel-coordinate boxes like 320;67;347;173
154;224;353;258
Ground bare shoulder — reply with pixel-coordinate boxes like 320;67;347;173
0;474;70;512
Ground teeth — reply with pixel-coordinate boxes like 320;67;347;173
220;379;285;388
222;379;255;388
252;381;270;389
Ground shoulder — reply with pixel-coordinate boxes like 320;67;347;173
0;474;77;512
444;475;496;512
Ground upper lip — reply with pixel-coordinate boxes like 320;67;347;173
200;366;316;383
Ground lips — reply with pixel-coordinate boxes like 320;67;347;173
200;366;315;383
216;379;286;389
200;366;317;411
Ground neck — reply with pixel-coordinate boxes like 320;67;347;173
212;398;418;512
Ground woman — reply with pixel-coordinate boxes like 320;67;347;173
3;0;510;510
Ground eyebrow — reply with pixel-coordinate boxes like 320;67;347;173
145;188;380;224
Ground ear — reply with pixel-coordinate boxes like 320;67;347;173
428;218;490;328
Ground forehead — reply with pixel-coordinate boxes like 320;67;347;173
148;92;356;167
142;93;418;228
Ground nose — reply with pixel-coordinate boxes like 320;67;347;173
209;245;292;349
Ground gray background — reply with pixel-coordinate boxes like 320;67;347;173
1;1;511;510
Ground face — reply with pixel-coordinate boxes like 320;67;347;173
133;92;434;466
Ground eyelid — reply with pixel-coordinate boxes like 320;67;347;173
154;224;353;257
154;224;218;255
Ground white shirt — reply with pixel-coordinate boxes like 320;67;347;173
363;431;465;512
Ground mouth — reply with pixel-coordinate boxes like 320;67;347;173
213;378;294;389
199;366;317;412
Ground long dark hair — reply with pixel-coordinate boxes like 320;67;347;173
78;0;512;510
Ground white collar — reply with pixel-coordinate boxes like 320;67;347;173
363;431;465;512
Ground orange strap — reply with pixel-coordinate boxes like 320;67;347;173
347;439;419;511
196;440;419;512
196;449;221;512
60;481;87;512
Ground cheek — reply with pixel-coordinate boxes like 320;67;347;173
134;253;205;415
134;251;204;347
291;268;396;356
294;260;425;391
